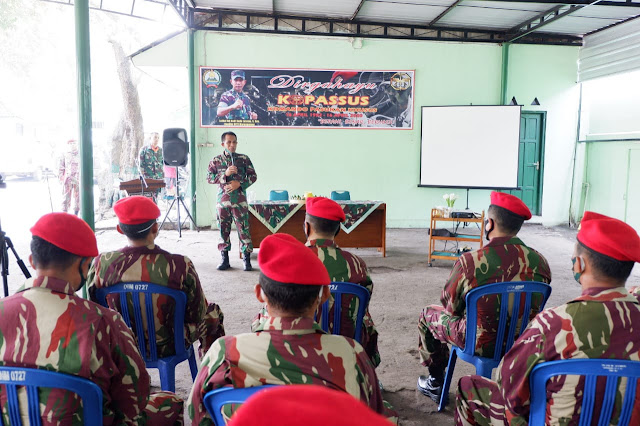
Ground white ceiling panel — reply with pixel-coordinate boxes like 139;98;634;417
463;1;550;12
357;1;449;24
537;16;622;35
273;0;363;19
571;5;640;20
195;0;273;13
440;6;544;30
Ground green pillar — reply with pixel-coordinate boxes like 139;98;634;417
500;42;511;105
188;27;197;227
75;0;94;229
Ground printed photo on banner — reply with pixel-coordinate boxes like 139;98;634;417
200;67;415;129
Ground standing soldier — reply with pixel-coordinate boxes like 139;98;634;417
186;233;397;425
58;138;80;215
456;211;640;425
138;132;164;202
87;196;225;358
417;192;552;404
0;213;183;424
207;131;257;271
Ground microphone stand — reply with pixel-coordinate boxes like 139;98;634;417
139;174;149;196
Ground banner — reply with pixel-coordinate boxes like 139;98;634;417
200;67;414;129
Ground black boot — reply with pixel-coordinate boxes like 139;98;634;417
243;253;252;271
217;251;230;270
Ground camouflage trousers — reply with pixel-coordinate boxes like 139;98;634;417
455;375;507;426
251;304;381;368
61;180;79;213
144;391;185;426
217;200;253;253
186;302;225;359
418;305;466;375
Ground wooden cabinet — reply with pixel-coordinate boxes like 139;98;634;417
428;209;485;267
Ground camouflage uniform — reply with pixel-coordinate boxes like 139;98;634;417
187;317;397;426
218;89;253;120
455;287;640;425
87;244;225;358
251;238;380;367
139;146;164;179
418;236;551;373
207;151;257;253
0;276;183;425
58;147;79;214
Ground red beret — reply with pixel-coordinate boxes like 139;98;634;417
30;213;98;257
306;197;346;222
490;192;532;220
577;211;640;262
228;385;393;426
114;196;160;225
258;234;330;285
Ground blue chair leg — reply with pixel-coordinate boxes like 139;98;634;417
475;361;495;379
438;347;458;412
158;361;176;393
188;348;198;381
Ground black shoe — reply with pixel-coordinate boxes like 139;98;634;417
417;375;443;403
217;251;230;271
243;253;252;271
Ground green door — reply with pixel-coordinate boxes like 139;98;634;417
510;112;545;215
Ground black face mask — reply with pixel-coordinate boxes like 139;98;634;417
77;258;88;292
485;219;494;241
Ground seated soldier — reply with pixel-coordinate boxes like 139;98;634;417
456;211;640;424
187;233;397;425
227;385;394;426
87;196;224;358
252;196;380;366
0;213;183;425
417;192;552;402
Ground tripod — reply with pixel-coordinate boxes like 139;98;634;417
159;167;197;238
0;218;31;297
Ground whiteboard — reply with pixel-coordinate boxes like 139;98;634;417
420;105;521;189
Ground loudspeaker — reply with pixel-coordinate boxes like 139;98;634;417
163;128;189;167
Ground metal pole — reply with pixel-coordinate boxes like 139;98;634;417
75;0;95;229
500;42;510;105
188;26;197;228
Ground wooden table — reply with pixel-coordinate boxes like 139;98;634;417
248;202;386;256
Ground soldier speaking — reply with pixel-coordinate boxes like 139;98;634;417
207;131;257;271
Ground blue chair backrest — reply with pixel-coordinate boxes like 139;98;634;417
320;282;371;343
464;281;552;361
530;359;640;425
269;190;289;201
95;282;187;363
330;191;350;201
203;386;276;425
0;366;102;426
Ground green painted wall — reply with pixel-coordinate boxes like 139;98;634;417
192;32;579;228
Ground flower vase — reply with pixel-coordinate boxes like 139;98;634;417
444;207;452;218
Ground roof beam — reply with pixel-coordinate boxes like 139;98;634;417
484;0;640;6
505;3;587;42
351;0;367;20
429;0;464;26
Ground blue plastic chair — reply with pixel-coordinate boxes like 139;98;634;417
530;359;640;425
330;191;351;201
269;190;289;201
203;385;276;425
95;282;198;393
0;366;102;426
319;282;371;344
438;281;552;411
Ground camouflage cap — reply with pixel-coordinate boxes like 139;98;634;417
490;191;531;220
306;197;346;222
114;196;160;225
228;385;393;426
578;211;640;262
31;213;98;257
258;234;330;285
231;70;245;80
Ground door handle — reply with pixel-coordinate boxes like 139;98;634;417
531;161;540;171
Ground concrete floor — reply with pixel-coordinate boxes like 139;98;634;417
3;223;640;425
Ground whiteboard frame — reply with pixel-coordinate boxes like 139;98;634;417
418;105;522;190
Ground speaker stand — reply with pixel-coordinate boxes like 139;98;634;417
159;167;198;238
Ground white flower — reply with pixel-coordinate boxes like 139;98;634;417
443;194;449;201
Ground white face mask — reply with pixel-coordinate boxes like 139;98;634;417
318;287;324;302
